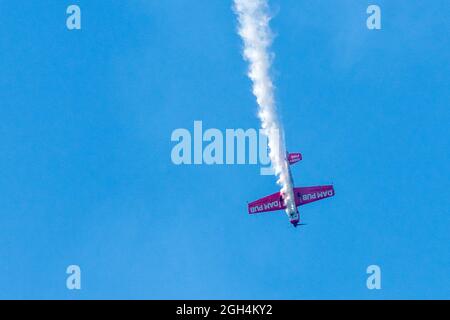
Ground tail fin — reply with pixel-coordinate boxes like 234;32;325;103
287;152;302;165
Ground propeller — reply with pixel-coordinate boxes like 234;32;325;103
294;223;307;228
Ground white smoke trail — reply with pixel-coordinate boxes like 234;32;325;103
234;0;296;215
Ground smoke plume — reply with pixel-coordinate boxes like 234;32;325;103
234;0;296;214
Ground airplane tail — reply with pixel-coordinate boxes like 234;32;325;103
287;152;302;165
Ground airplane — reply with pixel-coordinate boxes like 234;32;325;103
247;152;334;227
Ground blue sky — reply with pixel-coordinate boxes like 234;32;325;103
0;0;449;299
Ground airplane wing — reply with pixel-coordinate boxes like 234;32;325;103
294;185;335;206
248;192;286;214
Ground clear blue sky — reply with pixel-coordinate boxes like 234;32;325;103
0;0;449;299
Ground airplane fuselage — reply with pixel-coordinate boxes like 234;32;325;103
247;151;333;228
285;154;300;227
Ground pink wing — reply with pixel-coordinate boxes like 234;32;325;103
248;192;286;214
294;185;335;206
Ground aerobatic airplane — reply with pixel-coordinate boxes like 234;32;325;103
248;152;334;227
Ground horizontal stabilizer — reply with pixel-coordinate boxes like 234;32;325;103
288;153;302;165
